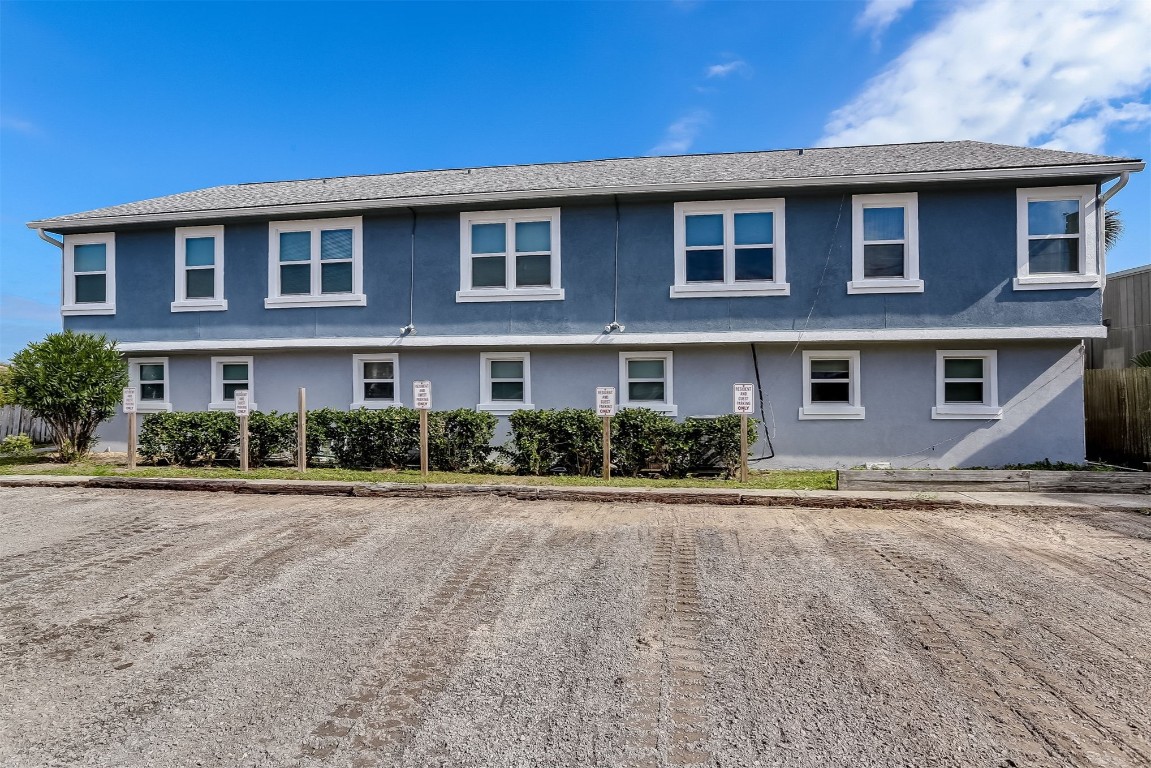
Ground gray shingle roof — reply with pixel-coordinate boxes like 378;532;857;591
29;140;1141;229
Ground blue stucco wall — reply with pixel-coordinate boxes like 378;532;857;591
64;184;1101;343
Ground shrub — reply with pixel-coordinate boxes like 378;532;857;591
246;411;297;467
428;409;497;472
1;331;128;462
139;411;236;466
611;408;678;477
670;415;758;478
314;407;419;469
503;409;603;476
0;433;36;457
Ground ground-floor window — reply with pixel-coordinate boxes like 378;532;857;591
478;352;533;415
352;353;400;409
799;350;864;419
618;351;677;415
210;356;255;410
932;350;1002;419
128;358;171;412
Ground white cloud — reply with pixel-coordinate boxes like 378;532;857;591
822;0;1151;153
0;115;39;135
649;110;710;155
857;0;916;35
706;60;748;78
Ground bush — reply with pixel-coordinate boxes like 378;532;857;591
246;411;297;467
140;411;236;466
503;409;603;476
428;409;497;472
1;331;128;461
0;434;36;457
670;415;757;478
612;408;678;477
311;407;419;469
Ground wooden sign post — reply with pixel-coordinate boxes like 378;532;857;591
235;389;250;473
122;387;137;470
733;383;755;483
413;380;432;477
297;387;307;472
596;386;616;481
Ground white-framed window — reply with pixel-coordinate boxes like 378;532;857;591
1014;186;1100;290
352;353;401;409
173;225;226;312
849;193;922;294
799;350;864;420
266;217;365;308
671;199;789;298
458;209;563;302
210;356;255;410
62;233;115;315
932;350;1002;419
128;358;172;412
478;352;533;414
619;351;677;415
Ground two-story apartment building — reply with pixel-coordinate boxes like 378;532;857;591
28;141;1143;468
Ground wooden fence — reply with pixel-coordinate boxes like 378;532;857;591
0;406;52;445
1085;368;1151;466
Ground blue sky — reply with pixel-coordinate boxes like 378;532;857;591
1;0;1148;361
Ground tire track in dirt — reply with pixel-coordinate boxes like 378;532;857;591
296;523;532;767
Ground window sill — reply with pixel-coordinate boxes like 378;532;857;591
477;402;535;416
172;299;228;313
1012;275;1100;291
798;405;865;420
456;288;564;303
669;282;790;298
209;401;258;411
264;294;366;309
619;403;678;416
846;279;924;295
135;402;173;413
61;304;115;316
351;401;404;410
932;406;1002;420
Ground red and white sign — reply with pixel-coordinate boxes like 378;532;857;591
596;386;617;417
122;387;137;414
413;380;432;410
733;383;755;415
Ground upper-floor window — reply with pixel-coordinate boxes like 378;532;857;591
932;350;1002;419
128;357;172;412
173;226;226;312
62;233;115;316
458;209;563;302
266;217;365;308
1014;186;1099;290
799;350;865;420
352;353;401;409
478;352;533;414
849;193;922;294
210;356;255;410
619;351;677;415
671;199;789;298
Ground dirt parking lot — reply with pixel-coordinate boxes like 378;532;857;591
1;488;1149;767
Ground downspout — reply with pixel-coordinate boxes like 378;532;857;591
401;208;417;335
1097;171;1129;288
38;229;64;315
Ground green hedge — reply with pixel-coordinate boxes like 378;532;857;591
140;410;298;467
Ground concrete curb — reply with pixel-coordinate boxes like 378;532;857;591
3;473;1147;512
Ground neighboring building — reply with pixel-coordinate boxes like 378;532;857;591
27;141;1144;468
1087;264;1151;369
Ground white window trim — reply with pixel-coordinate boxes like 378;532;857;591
265;216;365;308
848;193;923;294
172;225;227;312
62;232;116;315
932;350;1002;420
618;351;677;415
209;356;256;410
799;350;865;420
128;357;172;413
1014;185;1100;291
458;208;564;302
478;352;533;415
351;353;402;409
671;199;789;298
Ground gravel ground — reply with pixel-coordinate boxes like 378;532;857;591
1;488;1149;768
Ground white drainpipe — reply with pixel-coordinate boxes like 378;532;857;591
1097;172;1130;288
38;229;64;317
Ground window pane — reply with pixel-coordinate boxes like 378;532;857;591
280;263;311;294
139;364;165;382
945;382;984;403
811;382;850;403
471;223;506;254
141;382;165;401
863;207;905;241
279;231;311;262
1028;239;1078;273
185;268;215;299
222;363;248;381
1028;199;1079;236
490;360;523;379
223;383;245;400
628;359;664;379
320;229;353;261
321;262;353;293
685;214;723;247
364;381;395;400
184;237;215;267
734;212;773;245
491;381;524;401
74;274;106;303
810;359;849;378
629;381;665;401
863;244;905;278
472;255;506;287
516;254;551;287
734;248;774;281
685;249;724;282
515;221;550;252
944;359;983;379
73;243;106;272
363;361;394;380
